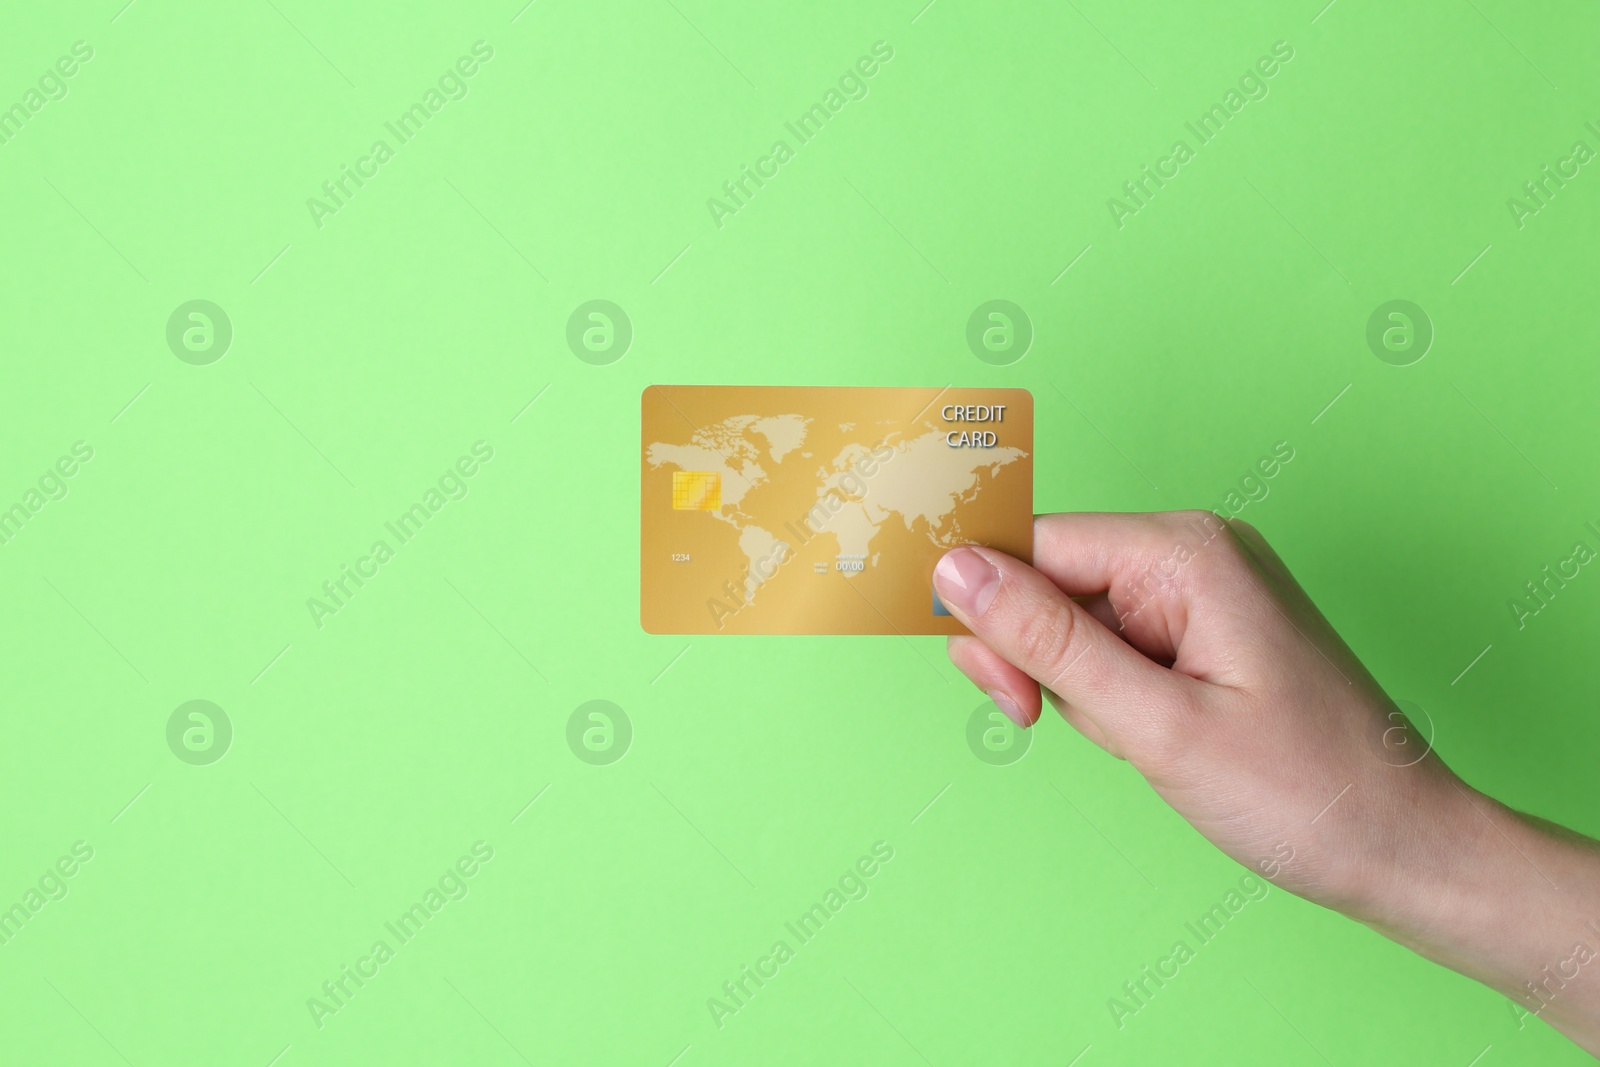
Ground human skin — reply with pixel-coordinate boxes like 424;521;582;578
932;511;1600;1055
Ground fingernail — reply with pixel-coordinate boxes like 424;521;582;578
987;688;1026;728
933;547;1000;616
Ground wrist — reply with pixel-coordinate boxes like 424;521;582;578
1358;775;1600;1051
1323;763;1498;936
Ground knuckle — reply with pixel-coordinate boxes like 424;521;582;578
1189;522;1249;576
1171;508;1216;527
1013;601;1079;673
1169;508;1220;530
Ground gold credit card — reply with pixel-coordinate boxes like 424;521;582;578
641;386;1033;634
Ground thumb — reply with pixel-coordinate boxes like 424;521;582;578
933;546;1197;761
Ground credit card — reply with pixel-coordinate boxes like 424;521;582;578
641;386;1033;634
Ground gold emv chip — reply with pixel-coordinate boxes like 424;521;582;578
671;471;721;510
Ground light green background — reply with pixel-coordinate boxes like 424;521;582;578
2;1;1597;1063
